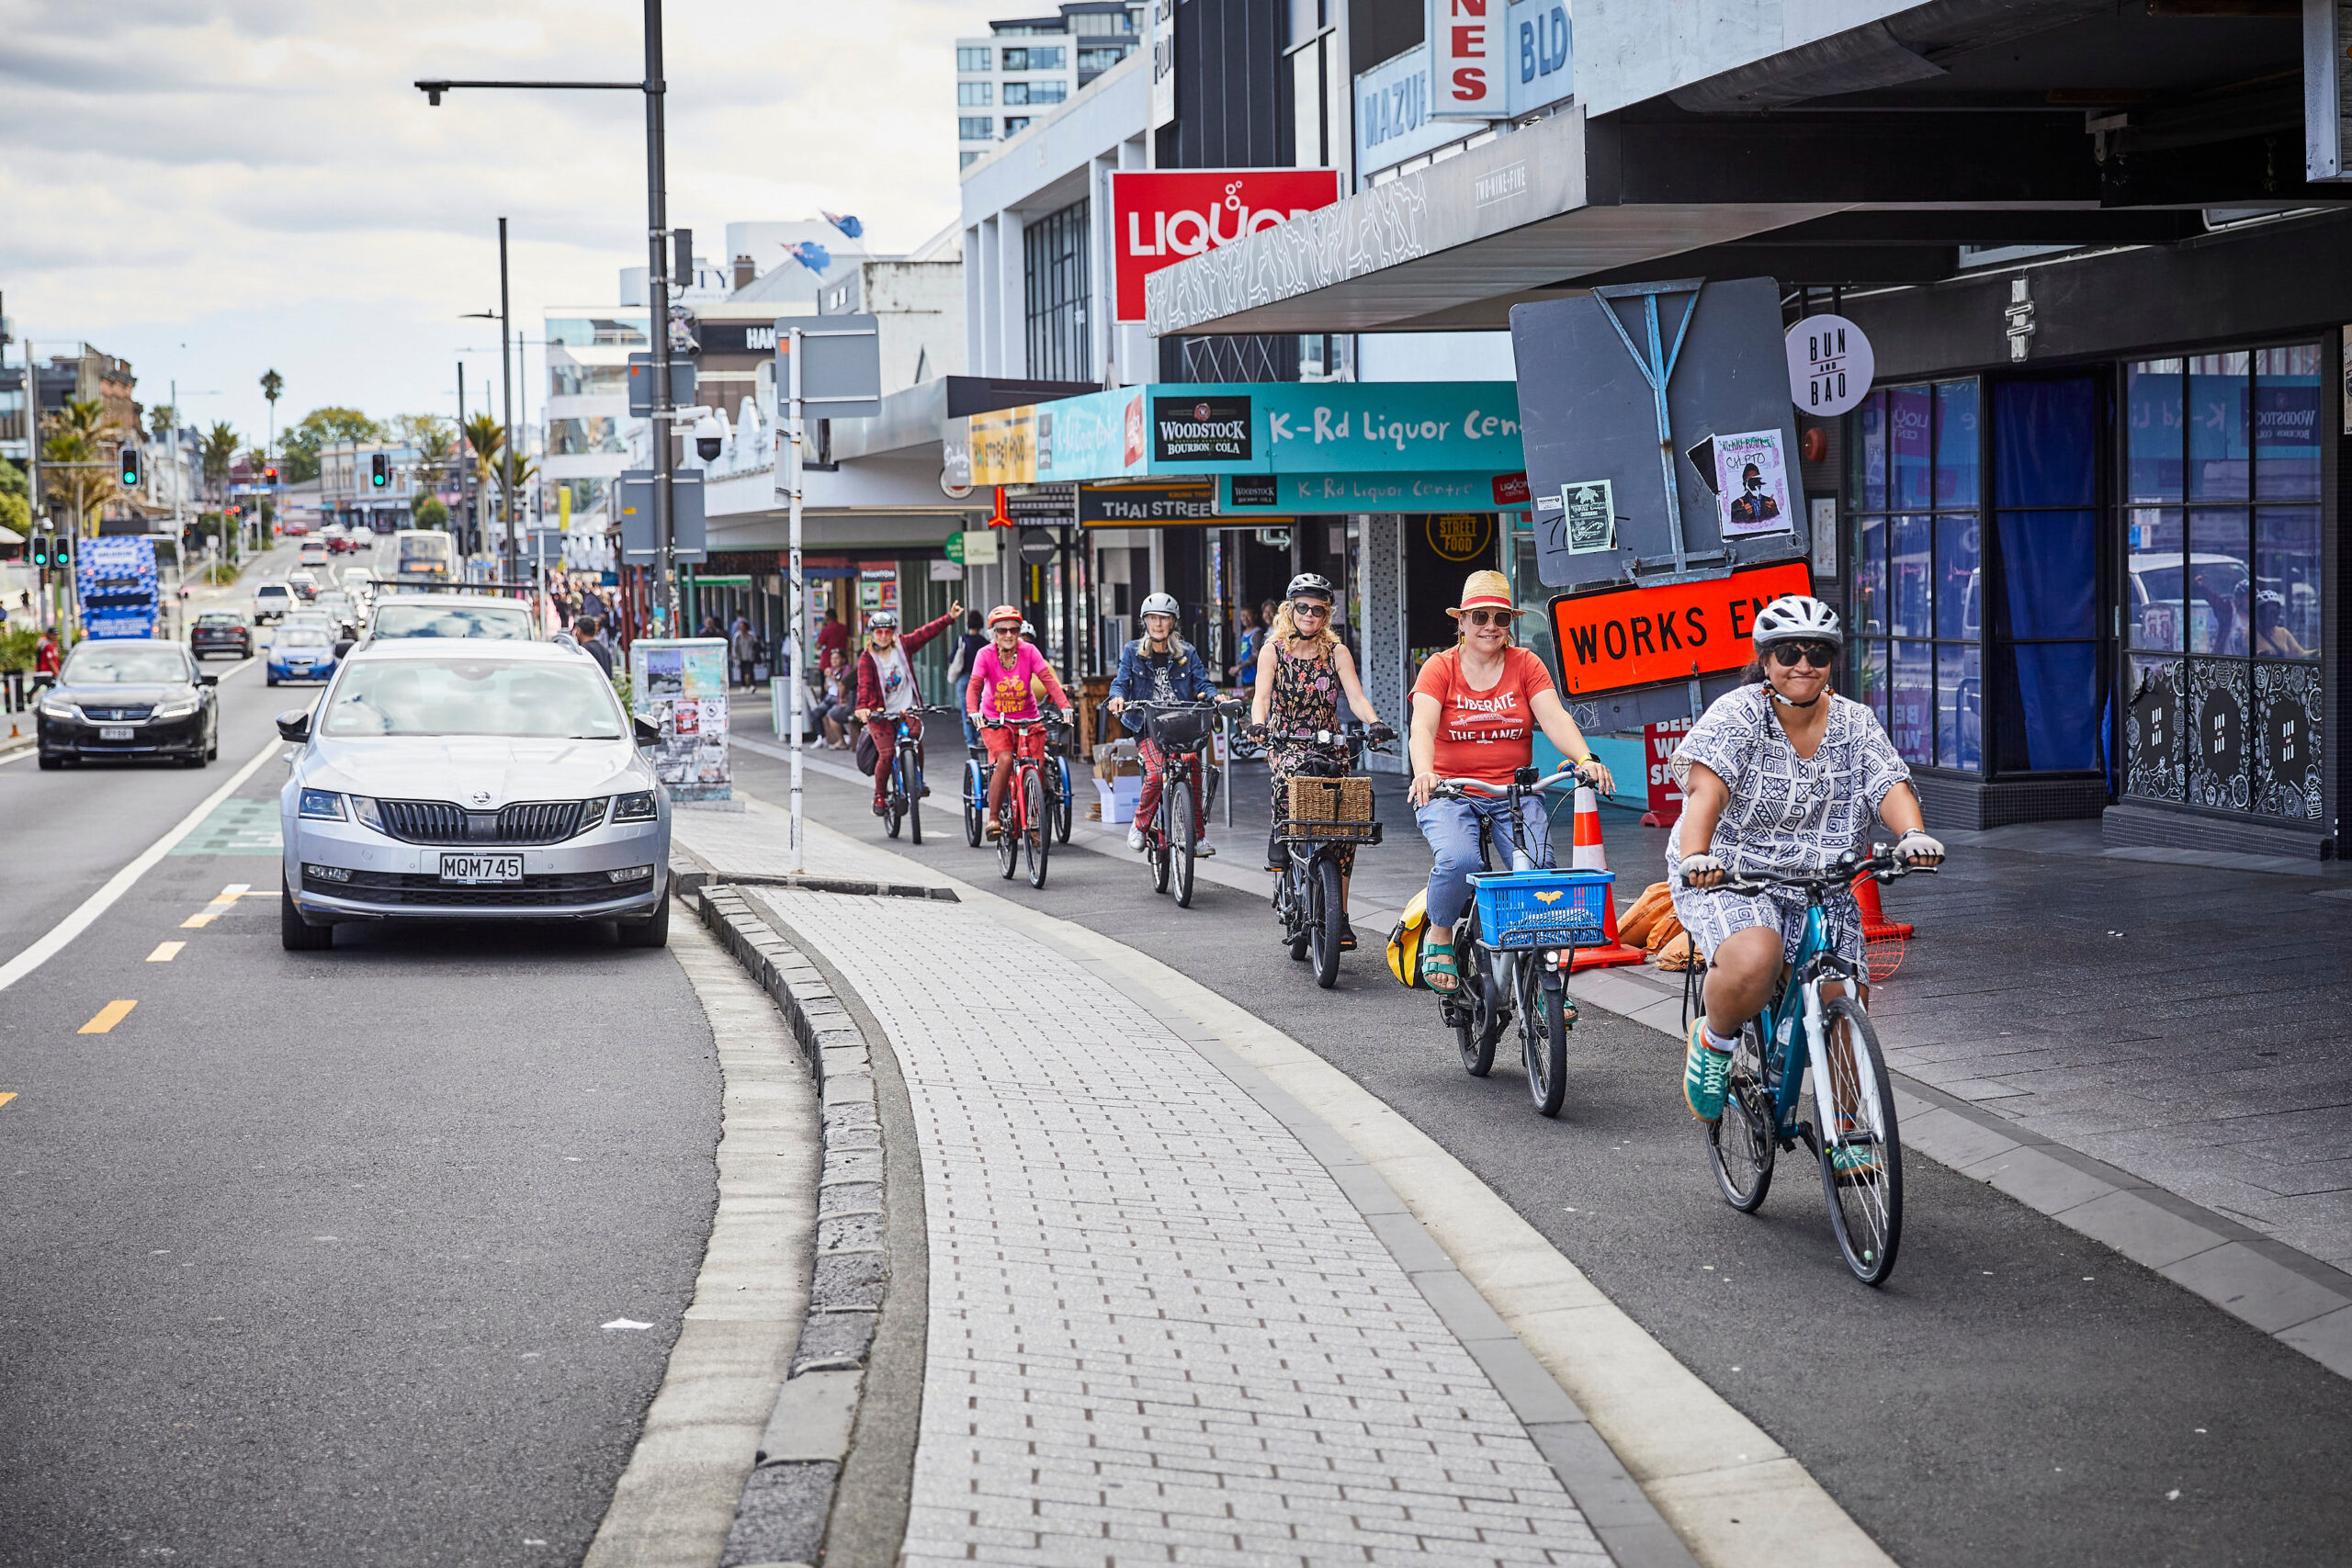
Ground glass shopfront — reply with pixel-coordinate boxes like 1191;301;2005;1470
2120;345;2324;822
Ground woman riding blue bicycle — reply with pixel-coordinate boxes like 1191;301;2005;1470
1106;592;1219;857
1670;594;1944;1124
1406;570;1614;994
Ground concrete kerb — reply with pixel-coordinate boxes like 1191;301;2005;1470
695;886;918;1568
1570;961;2352;1384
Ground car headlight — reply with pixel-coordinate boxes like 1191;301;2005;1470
153;697;200;720
350;795;386;832
38;696;75;720
611;790;659;823
298;787;346;820
577;796;610;831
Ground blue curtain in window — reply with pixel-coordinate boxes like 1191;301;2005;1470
1994;379;2096;508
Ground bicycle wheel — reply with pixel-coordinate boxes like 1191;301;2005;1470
995;781;1019;879
1521;966;1568;1118
883;755;904;839
1707;1021;1777;1213
1307;854;1343;989
1283;857;1311;961
1815;995;1903;1286
907;750;923;846
1170;778;1197;908
1055;755;1072;842
963;761;984;848
1023;766;1051;889
1453;912;1500;1077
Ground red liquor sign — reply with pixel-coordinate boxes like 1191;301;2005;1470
1110;168;1343;322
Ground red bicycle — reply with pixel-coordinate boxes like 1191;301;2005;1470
982;713;1067;889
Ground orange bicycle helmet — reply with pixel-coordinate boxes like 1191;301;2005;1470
985;604;1023;628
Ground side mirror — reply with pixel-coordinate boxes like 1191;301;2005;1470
198;673;219;687
634;716;661;746
334;639;355;659
276;708;311;743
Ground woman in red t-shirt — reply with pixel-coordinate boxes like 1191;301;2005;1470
1406;570;1614;993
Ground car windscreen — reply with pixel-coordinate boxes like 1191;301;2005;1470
62;646;191;685
370;604;533;640
277;626;333;648
319;659;624;739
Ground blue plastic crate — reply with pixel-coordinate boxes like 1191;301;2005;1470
1470;868;1614;951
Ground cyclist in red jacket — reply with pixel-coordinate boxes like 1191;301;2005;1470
853;601;962;816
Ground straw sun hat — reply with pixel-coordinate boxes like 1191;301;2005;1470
1445;570;1522;617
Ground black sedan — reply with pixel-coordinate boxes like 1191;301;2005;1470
191;610;254;660
37;639;220;770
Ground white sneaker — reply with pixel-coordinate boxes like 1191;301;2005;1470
1195;839;1217;858
1126;825;1146;851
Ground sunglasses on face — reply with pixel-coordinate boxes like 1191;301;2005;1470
1291;602;1329;618
1462;608;1511;627
1770;641;1838;669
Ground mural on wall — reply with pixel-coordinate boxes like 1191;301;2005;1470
2187;660;2250;812
2126;658;2185;804
2255;660;2323;820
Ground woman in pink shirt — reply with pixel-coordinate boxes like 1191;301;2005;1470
965;604;1071;839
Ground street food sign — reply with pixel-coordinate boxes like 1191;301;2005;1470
1110;169;1342;322
1785;313;1873;417
1545;560;1813;697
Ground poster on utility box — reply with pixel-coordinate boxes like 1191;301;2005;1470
630;638;731;801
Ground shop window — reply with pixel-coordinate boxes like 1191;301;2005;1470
2120;345;2322;823
1847;379;1981;771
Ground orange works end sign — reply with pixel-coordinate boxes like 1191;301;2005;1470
1547;562;1815;696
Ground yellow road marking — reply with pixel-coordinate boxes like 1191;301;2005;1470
0;1093;16;1110
79;1000;137;1034
147;942;187;962
180;910;220;929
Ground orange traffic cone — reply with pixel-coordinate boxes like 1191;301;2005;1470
1567;784;1646;972
1850;870;1914;982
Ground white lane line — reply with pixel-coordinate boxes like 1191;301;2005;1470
0;732;286;994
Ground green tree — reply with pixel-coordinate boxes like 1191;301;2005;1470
413;495;450;530
148;404;178;438
200;422;242;500
0;460;28;537
43;397;123;534
277;406;381;483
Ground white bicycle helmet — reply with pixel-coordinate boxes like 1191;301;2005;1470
1750;594;1843;649
1139;592;1179;619
866;609;899;629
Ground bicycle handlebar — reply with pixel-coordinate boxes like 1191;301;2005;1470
1713;848;1940;897
1430;770;1586;800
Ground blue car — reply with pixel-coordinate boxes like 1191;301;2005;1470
267;623;341;686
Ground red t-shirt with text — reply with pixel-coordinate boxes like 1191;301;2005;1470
1413;647;1555;786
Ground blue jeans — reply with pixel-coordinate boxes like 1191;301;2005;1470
1416;795;1555;930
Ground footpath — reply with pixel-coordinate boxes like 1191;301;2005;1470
735;716;2352;1384
666;795;1895;1568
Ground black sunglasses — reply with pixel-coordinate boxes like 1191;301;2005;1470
1770;641;1838;669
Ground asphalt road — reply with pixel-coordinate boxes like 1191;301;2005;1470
752;741;2352;1568
0;575;721;1566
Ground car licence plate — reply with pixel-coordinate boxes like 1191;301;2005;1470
99;726;133;741
438;852;524;885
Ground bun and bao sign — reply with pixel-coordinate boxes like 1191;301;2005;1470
1111;169;1342;322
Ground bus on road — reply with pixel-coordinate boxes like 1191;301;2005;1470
391;529;455;583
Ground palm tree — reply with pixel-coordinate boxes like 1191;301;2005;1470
42;397;122;535
260;369;283;475
200;422;241;502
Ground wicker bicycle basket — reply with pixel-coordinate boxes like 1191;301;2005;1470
1284;776;1375;840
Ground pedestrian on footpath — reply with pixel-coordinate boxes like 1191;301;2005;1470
730;615;760;689
815;605;849;670
853;600;962;815
574;615;615;677
34;629;61;683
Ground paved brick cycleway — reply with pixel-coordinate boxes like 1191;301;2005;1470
756;886;1609;1568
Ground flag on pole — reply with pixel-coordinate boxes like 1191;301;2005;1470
785;241;831;275
821;211;864;240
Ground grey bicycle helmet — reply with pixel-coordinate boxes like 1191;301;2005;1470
1139;591;1179;618
1750;594;1842;649
1286;572;1334;603
867;609;899;629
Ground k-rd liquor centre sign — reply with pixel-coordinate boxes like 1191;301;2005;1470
1110;168;1342;323
1546;560;1815;697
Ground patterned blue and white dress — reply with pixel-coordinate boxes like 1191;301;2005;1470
1665;683;1910;966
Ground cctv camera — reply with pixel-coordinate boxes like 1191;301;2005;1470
693;413;725;463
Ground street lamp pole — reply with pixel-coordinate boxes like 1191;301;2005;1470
500;216;517;587
416;0;676;630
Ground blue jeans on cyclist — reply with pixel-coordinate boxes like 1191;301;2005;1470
1414;795;1553;930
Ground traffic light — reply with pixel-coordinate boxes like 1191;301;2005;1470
29;535;49;569
264;465;279;485
52;534;71;569
370;452;390;489
119;446;142;488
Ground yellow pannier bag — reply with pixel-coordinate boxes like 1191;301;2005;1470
1386;890;1430;988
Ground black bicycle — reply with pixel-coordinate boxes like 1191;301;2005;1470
1267;721;1394;988
874;704;957;845
1125;698;1236;909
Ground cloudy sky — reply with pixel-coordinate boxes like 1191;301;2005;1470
0;0;976;447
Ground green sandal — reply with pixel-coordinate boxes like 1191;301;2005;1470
1422;939;1461;993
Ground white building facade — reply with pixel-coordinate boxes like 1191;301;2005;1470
956;3;1144;169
